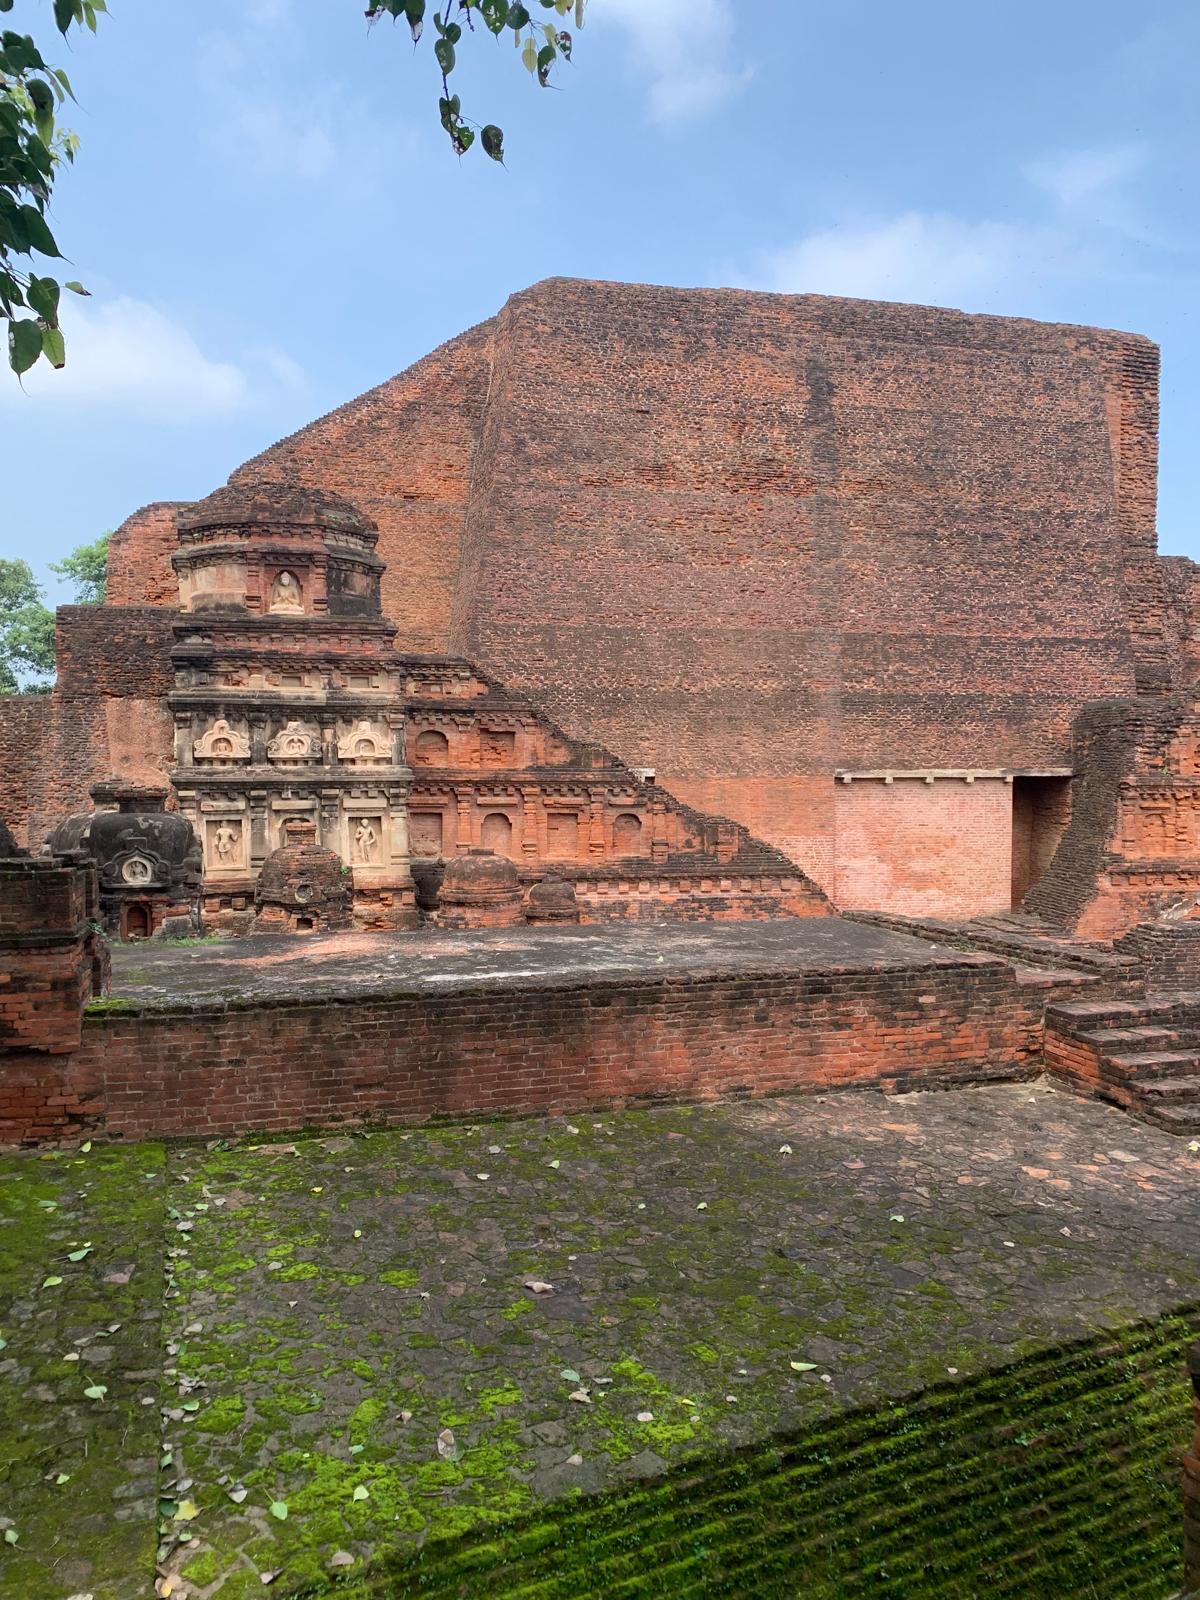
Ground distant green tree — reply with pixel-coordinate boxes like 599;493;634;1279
50;530;107;602
0;557;54;691
0;530;109;692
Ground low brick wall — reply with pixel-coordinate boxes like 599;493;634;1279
0;953;1040;1144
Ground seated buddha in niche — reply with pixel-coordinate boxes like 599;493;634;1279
270;570;304;613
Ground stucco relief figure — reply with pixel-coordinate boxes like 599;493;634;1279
121;855;153;885
194;718;250;761
270;570;303;613
337;719;387;763
213;821;242;866
352;817;381;864
267;719;321;762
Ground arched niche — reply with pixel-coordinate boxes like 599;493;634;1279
414;729;450;767
613;812;643;855
481;812;514;858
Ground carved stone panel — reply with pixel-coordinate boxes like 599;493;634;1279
269;570;304;613
267;719;322;763
194;718;251;761
337;719;389;764
350;814;385;866
206;817;246;870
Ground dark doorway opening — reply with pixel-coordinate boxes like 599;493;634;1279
1011;777;1072;908
124;902;152;940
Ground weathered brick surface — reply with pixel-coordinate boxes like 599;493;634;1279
1028;689;1200;937
834;778;1015;916
0;859;108;1058
0;954;1036;1144
18;606;177;850
0;696;50;850
105;502;187;606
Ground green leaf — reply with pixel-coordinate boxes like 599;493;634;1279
557;28;572;59
40;1272;63;1287
482;124;504;162
541;22;557;45
27;275;59;324
18;204;61;258
433;36;455;72
3;1529;16;1546
508;2;530;26
64;280;89;296
575;0;585;24
403;0;425;40
789;1360;818;1372
480;0;508;32
83;1383;107;1400
536;41;555;83
351;1484;369;1501
66;1244;90;1261
174;1498;200;1521
269;1500;289;1521
53;0;78;34
559;1367;581;1383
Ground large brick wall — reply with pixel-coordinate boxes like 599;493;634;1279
447;281;1147;887
0;952;1033;1143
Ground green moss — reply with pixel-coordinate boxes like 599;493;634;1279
196;1395;246;1435
500;1297;534;1321
181;1549;221;1585
479;1382;522;1416
83;996;142;1015
275;1259;319;1282
379;1268;419;1289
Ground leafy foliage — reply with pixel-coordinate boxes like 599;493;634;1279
50;531;108;603
2;0;582;380
0;531;109;693
0;0;100;379
365;0;585;159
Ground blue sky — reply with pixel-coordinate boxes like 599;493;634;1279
3;0;1200;601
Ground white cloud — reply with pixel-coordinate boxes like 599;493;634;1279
596;0;750;122
0;296;305;421
745;212;1074;312
1025;143;1147;212
731;146;1155;315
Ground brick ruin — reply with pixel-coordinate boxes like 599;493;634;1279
8;277;1200;1140
6;278;1200;930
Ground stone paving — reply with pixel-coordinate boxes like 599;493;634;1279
106;918;977;1006
1;1079;1198;1598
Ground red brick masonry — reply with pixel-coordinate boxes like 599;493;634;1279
0;952;1043;1144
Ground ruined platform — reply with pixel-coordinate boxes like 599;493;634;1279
108;917;977;1004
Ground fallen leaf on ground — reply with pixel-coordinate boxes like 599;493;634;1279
269;1500;288;1521
790;1361;818;1373
351;1485;369;1501
636;1411;654;1423
568;1389;592;1405
523;1279;555;1295
437;1428;456;1458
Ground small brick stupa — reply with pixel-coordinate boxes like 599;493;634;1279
255;818;354;933
435;849;525;930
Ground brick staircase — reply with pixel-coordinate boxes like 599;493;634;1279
1045;996;1200;1133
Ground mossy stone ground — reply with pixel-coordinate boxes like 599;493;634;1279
1;1080;1199;1598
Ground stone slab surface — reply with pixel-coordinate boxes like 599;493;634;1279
1;1080;1198;1596
108;917;989;1007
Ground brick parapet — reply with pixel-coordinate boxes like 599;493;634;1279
0;951;1038;1144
